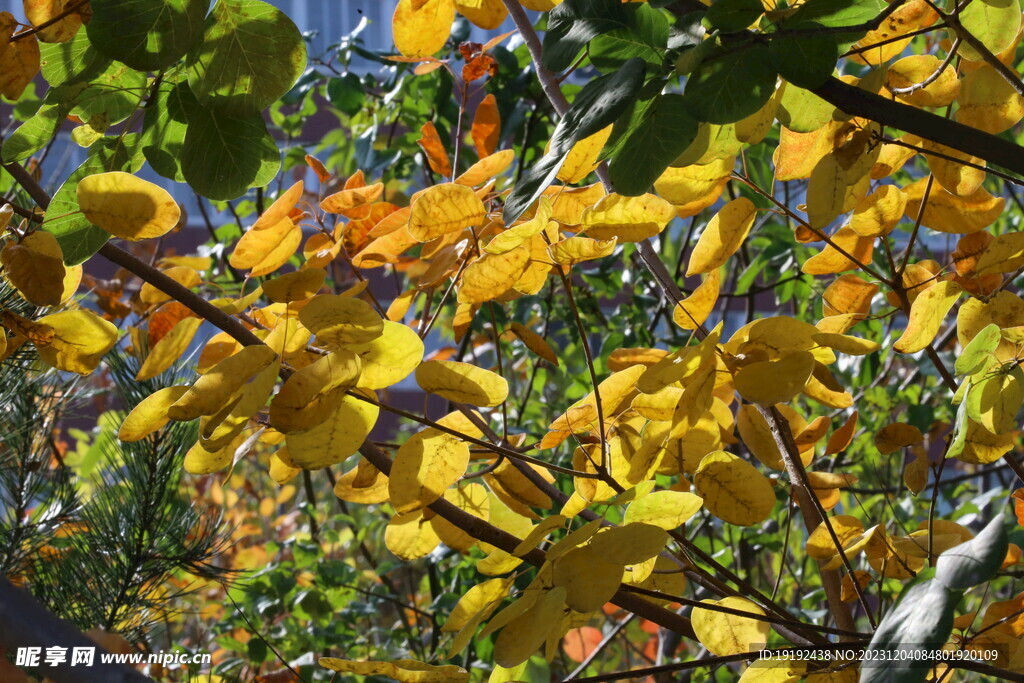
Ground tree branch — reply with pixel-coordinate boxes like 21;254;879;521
811;76;1024;178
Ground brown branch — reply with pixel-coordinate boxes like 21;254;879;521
811;76;1024;178
10;0;89;41
759;405;863;634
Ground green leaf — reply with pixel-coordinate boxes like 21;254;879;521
504;58;646;224
954;0;1021;61
550;57;647;154
326;73;365;117
39;31;111;86
141;79;195;183
862;578;956;683
87;0;210;71
704;0;765;33
187;0;306;114
682;41;777;124
776;81;834;132
1;83;86;163
955;324;1001;376
43;135;145;265
607;94;698;196
69;62;148;124
181;105;281;199
945;382;970;459
935;514;1008;590
785;0;889;31
542;0;630;72
767;26;838;88
589;5;669;72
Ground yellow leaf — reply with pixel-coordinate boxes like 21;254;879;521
694;451;776;526
556;126;613;183
416;359;508;406
512;515;567;556
968;366;1024;434
262;268;326;303
686;197;756;276
458;246;531;303
920;139;987;197
408;183;486;242
958;418;1014;464
902;177;1004;234
456;150;515;187
849;185;906;237
319;183;383;215
385;508;441;560
229;217;302;275
806;514;863;560
509;321;558;365
673;269;721;330
139;266;200;306
390;425;471;513
492;587;566;667
184;433;246;474
200;360;279;450
806;154;847;229
24;0;84;43
580;193;675;243
956;64;1024;134
551;545;622;612
623;490;703;529
319;658;468;683
975;232;1024;275
34;309;118;375
692;596;771;656
875;422;923;454
885;55;960;108
734;351;815;406
333;460;391;503
653;157;733;217
893;280;962;353
956;0;1020;61
801;225;874;275
430;482;490;552
444;577;513;657
253;180;303;230
118;386;189;442
547;236;617;265
456;0;508;29
737;404;812;470
392;0;456;58
811;332;880;355
351;321;424;389
136;317;202;380
822;274;878;322
269;451;300;485
299;295;384;346
519;0;561;9
1;231;66;306
168;346;279;421
282;392;379;469
76;172;180;240
0;12;40;99
269;351;362;432
589;523;670;564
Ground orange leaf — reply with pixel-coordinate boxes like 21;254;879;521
471;93;500;159
418;121;453;177
1013;489;1024;527
562;626;603;662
